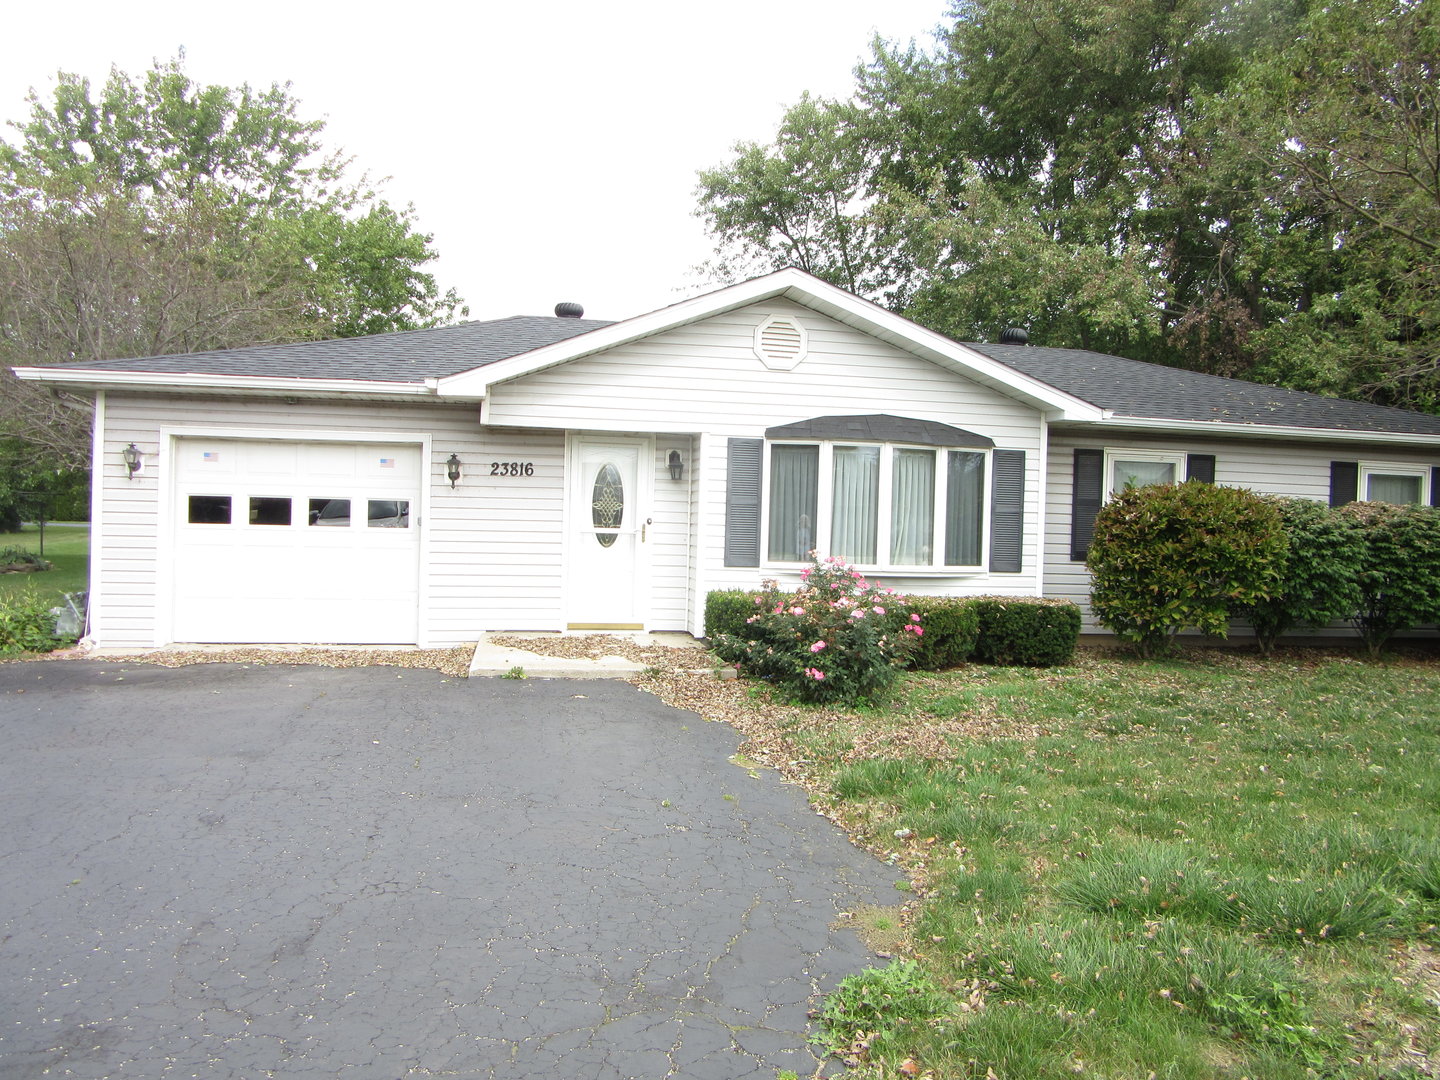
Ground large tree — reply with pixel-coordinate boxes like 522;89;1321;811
0;56;464;469
697;0;1438;410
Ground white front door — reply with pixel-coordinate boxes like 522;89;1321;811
567;438;648;628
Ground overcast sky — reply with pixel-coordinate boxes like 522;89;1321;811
3;0;947;324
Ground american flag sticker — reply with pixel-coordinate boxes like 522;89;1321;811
203;451;220;462
379;457;395;469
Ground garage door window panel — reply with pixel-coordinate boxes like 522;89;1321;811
368;499;410;528
188;495;232;524
309;498;352;526
249;497;293;526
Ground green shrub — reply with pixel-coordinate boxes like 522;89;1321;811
1241;498;1364;654
710;557;921;704
971;597;1081;666
1339;501;1440;655
703;589;762;639
0;546;52;571
902;594;979;669
1087;482;1287;658
0;589;67;655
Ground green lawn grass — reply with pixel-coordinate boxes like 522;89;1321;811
789;651;1440;1078
0;524;89;605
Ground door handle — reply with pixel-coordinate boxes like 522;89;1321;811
642;517;652;542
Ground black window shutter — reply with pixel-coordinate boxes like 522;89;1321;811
1186;454;1216;484
724;438;763;567
1431;467;1440;507
1071;448;1103;561
1330;461;1359;507
989;449;1025;573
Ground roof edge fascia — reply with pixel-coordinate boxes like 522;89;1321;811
437;268;1103;420
11;366;436;398
1082;414;1440;446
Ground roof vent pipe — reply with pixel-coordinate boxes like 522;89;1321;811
554;302;584;318
998;327;1028;345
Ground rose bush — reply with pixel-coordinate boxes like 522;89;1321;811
711;556;921;704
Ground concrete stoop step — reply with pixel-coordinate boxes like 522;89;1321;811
467;631;713;679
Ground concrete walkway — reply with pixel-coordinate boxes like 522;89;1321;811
467;631;713;679
0;660;897;1079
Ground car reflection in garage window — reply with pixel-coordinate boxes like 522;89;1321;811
368;500;410;528
309;498;351;526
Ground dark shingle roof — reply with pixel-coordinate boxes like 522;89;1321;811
37;316;615;383
968;342;1440;437
31;306;1440;438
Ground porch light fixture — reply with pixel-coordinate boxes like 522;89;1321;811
667;450;684;482
122;442;142;478
446;453;462;489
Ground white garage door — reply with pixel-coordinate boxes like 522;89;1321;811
172;438;423;643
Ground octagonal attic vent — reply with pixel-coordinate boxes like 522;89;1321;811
753;315;808;371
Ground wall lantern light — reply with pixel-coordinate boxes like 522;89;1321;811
446;453;463;489
122;443;142;478
667;450;684;482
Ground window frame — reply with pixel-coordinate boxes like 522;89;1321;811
1103;448;1188;499
761;438;991;573
1359;462;1430;505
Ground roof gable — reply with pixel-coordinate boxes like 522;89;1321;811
437;269;1098;418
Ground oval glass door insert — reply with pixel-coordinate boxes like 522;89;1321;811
591;463;624;547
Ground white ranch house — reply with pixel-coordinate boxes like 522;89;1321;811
16;268;1440;648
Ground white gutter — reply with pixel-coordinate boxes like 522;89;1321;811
11;367;436;397
1087;414;1440;447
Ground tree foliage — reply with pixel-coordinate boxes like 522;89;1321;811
697;0;1438;409
0;56;465;469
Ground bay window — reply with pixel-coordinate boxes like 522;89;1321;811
766;441;988;570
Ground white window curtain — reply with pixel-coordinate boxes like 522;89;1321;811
1366;473;1422;505
890;448;935;565
831;445;879;564
767;445;819;560
1111;459;1175;493
945;451;985;565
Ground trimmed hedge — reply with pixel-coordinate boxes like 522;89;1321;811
903;595;981;670
1087;482;1286;657
970;597;1082;667
704;589;764;640
1339;501;1440;656
705;589;1080;670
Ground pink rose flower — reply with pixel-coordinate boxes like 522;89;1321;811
804;667;826;680
873;606;886;615
790;606;805;616
809;640;826;653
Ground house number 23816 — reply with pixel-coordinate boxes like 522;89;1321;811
490;461;535;477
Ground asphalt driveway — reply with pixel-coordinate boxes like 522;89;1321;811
0;661;898;1079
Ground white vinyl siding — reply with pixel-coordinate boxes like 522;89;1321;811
97;393;567;648
491;299;1046;602
1044;431;1440;633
